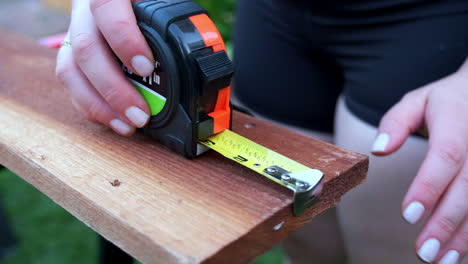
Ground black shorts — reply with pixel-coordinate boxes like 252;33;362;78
233;0;468;132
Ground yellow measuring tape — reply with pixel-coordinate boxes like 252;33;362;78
200;130;324;216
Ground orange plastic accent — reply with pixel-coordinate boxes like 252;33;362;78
190;14;232;134
212;43;224;53
208;86;231;133
189;14;226;51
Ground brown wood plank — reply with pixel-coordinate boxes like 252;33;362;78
0;30;368;264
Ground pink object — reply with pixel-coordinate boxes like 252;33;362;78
38;33;67;49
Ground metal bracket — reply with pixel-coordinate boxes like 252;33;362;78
263;166;324;216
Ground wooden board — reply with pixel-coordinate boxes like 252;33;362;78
0;30;368;264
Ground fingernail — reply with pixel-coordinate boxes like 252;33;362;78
418;238;441;263
131;55;154;77
439;250;460;264
110;119;134;135
125;106;149;128
403;201;425;224
372;133;390;152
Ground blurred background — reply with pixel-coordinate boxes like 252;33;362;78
0;0;283;263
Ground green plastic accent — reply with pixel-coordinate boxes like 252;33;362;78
131;81;166;116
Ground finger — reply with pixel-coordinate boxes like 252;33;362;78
70;2;150;128
402;91;468;226
437;218;468;264
416;160;468;263
372;88;429;155
90;0;155;77
56;35;136;136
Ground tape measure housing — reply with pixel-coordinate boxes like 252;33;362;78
127;0;234;158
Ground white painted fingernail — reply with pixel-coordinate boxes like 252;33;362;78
131;55;154;77
439;250;460;264
403;201;425;224
418;238;441;263
372;133;390;152
110;119;134;135
125;106;149;128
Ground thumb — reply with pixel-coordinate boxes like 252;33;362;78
372;88;429;156
90;0;155;77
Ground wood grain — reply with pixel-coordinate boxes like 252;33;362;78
0;30;368;264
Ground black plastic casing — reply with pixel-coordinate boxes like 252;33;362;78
131;0;234;158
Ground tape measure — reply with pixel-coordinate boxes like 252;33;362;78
126;0;324;216
200;130;324;216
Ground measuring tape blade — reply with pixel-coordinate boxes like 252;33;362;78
200;130;324;216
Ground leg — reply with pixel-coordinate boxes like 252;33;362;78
335;98;427;264
99;236;133;264
331;12;468;264
0;165;16;260
0;204;16;260
234;0;343;133
282;208;347;264
234;1;346;263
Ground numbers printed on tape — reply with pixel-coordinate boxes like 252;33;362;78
199;130;311;177
200;129;325;216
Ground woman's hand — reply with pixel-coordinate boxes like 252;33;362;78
373;60;468;263
56;0;153;136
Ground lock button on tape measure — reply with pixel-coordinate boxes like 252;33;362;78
125;0;324;216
